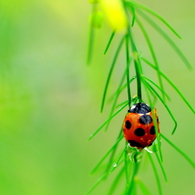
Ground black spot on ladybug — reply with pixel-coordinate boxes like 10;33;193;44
125;120;132;129
130;103;151;114
150;126;156;135
134;128;145;136
139;115;152;124
128;140;142;147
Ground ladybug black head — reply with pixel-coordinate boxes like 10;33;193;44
128;103;151;114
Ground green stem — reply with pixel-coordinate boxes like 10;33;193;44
128;27;142;102
86;4;96;65
125;34;131;107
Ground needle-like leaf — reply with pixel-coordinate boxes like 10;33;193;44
101;36;125;112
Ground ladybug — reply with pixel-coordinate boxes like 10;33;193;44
122;103;160;149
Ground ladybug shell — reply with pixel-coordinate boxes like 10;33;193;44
122;108;160;149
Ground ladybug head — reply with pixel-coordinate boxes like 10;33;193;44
128;103;151;114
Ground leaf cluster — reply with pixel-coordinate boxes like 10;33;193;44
86;1;195;194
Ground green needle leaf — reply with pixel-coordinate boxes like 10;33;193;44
138;10;192;70
91;135;123;174
86;20;95;65
142;76;170;101
148;153;163;195
105;131;123;173
161;134;195;169
109;148;125;174
136;18;166;102
125;1;181;39
124;143;130;185
142;57;195;115
104;31;115;55
155;152;168;183
85;172;108;195
125;163;140;194
101;35;125;112
144;79;178;135
109;76;136;103
115;100;129;109
86;4;97;65
104;69;126;132
89;102;128;140
108;166;125;195
135;178;152;195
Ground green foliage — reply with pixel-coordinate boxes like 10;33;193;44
87;0;195;195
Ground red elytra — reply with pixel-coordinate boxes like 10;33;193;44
122;103;160;149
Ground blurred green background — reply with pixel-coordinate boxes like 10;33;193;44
0;0;194;194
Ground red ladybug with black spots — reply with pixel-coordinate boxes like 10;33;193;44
122;103;160;149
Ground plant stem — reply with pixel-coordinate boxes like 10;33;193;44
128;27;142;102
86;4;97;65
125;34;131;107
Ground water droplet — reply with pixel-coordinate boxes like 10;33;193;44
127;145;143;163
137;50;142;58
113;163;117;167
144;147;153;153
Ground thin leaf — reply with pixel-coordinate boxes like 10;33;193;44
108;166;125;195
148;153;162;195
105;130;123;173
115;100;129;109
109;148;125;174
104;31;115;55
115;96;138;109
135;178;152;195
142;57;195;115
142;76;170;101
161;134;195;169
144;79;178;135
101;36;125;112
155;152;168;183
126;3;136;27
86;4;96;65
85;172;108;195
142;79;163;162
125;163;140;194
91;135;123;174
125;1;181;39
138;10;192;70
109;75;136;103
104;70;126;132
88;102;128;140
124;142;130;185
136;18;166;102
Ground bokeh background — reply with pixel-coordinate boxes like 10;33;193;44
0;0;194;194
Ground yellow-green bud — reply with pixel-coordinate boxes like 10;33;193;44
100;0;127;32
89;11;104;29
88;0;99;4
